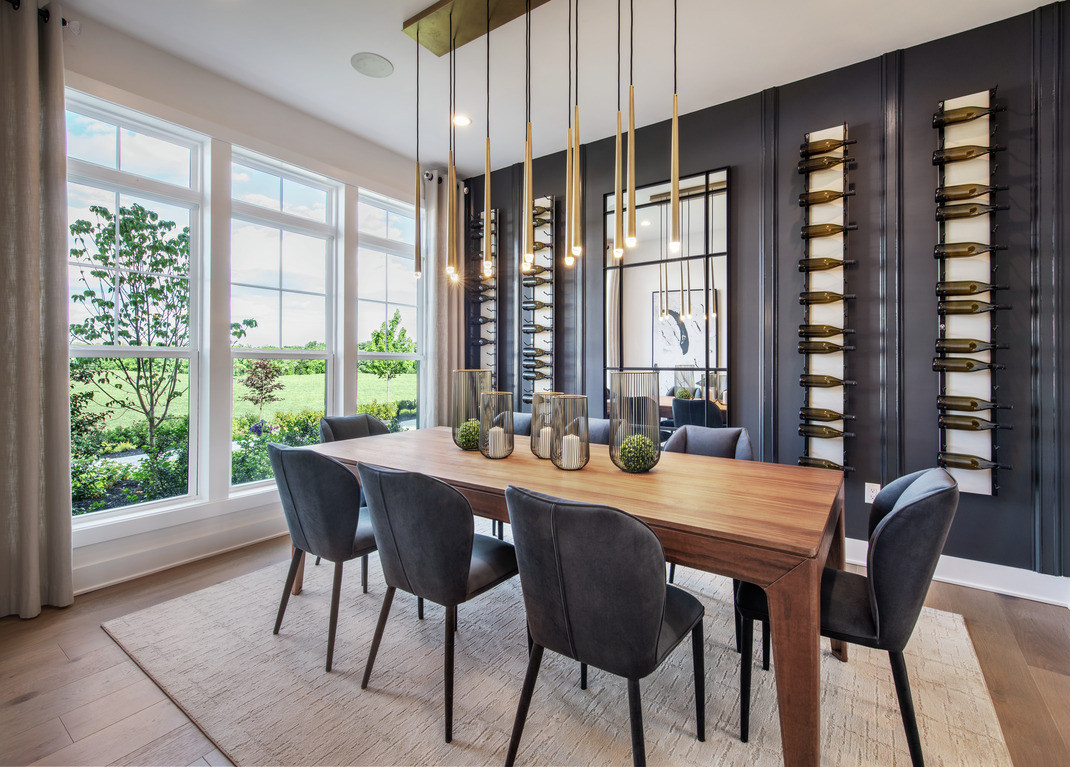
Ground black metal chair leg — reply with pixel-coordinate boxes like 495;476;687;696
580;662;587;689
505;643;545;767
361;554;369;594
314;556;321;565
444;604;456;743
691;622;705;742
740;613;753;742
325;561;344;672
497;519;504;540
889;650;925;767
273;548;303;635
761;620;770;670
627;678;646;767
668;563;676;584
418;596;424;620
361;586;396;689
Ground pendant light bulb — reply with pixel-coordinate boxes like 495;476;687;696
571;105;582;257
613;110;624;258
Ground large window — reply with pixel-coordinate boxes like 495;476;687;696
230;154;336;485
66;97;202;514
356;191;419;430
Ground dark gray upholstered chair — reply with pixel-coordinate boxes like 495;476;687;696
268;443;377;672
671;397;725;429
356;464;519;744
512;411;532;436
736;468;959;765
587;416;613;445
319;413;389;443
663;425;765;663
504;486;705;767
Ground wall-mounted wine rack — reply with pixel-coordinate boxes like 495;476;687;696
932;88;1010;495
476;209;498;387
797;124;856;473
520;195;554;407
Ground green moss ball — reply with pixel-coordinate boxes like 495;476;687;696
675;387;693;399
619;434;657;473
457;419;480;450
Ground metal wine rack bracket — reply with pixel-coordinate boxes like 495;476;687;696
477;209;498;388
520;195;554;407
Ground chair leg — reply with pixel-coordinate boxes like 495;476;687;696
889;650;925;767
418;596;424;620
361;586;395;689
325;562;344;672
627;678;646;767
761;620;770;670
444;604;456;743
497;520;504;540
361;554;368;594
314;556;321;566
273;548;304;635
691;622;705;742
739;612;753;742
580;662;587;689
668;563;676;584
505;643;545;767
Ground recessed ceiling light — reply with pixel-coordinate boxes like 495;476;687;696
640;219;651;227
350;52;393;78
453;114;472;127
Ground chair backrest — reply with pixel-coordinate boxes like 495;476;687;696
511;411;532;436
663;425;753;460
671;398;724;429
268;443;362;563
866;468;959;651
319;414;389;443
588;417;613;445
505;486;669;679
357;463;475;606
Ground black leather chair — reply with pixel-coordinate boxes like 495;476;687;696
671;398;725;430
504;486;705;767
268;443;377;672
736;468;959;766
319;413;389;442
356;464;519;743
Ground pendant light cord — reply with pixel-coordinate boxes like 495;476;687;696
575;0;579;108
616;0;620;112
567;0;572;127
629;0;633;86
525;0;531;126
415;26;420;163
486;0;490;139
673;0;677;95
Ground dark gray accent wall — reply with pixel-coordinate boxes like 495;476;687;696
465;3;1069;575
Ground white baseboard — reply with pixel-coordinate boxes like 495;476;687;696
844;538;1070;609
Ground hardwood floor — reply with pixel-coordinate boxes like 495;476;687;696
1;536;1067;766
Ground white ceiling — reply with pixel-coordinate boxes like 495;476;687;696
61;0;1044;179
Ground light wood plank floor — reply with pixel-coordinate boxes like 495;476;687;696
1;536;1067;766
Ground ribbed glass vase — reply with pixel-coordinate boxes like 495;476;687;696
529;391;561;459
479;391;514;459
608;371;661;473
550;394;589;471
451;369;492;450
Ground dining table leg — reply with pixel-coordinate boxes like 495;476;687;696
827;504;848;662
765;558;821;767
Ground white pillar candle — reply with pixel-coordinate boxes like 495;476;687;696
488;425;506;458
562;434;581;470
538;426;552;459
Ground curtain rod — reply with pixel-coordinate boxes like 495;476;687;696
2;0;67;25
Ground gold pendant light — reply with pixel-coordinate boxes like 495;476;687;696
669;0;680;253
626;0;636;248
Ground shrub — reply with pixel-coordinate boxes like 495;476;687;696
71;457;130;507
675;388;693;399
272;408;322;445
355;400;398;423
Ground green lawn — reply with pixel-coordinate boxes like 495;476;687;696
73;372;418;431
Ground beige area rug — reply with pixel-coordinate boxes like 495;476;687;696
103;547;1010;766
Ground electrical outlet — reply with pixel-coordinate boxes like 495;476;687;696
864;482;880;504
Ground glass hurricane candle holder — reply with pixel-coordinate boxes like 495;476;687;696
550;394;589;471
480;391;514;459
609;371;662;473
451;369;492;450
529;391;561;459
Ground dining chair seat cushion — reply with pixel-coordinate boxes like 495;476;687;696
467;534;521;598
657;584;707;662
347;514;378;562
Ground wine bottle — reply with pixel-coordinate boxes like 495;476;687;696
934;242;1007;259
935;337;1007;354
798;456;850;471
531;205;552;215
801;223;857;239
799;137;856;157
522;276;553;287
800;373;856;388
932;104;1000;128
522;347;551;357
522;371;552;381
526;264;553;276
932;144;1003;165
476;338;495;347
522;323;551;334
799;324;855;338
532;241;552;251
522;300;552;311
800;407;856;422
798;189;855;207
939;414;1010;431
798;340;855;354
522;359;552;370
521;395;534;404
935;280;1007;297
798;256;856;272
937;395;1011;412
938;300;1010;315
477;283;496;293
936;203;1009;221
934;183;1007;203
800;291;855;305
797;155;852;174
938;451;1010;471
932;357;1006;373
799;423;854;439
475;316;495;325
476;294;496;303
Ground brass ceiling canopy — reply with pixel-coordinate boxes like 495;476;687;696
403;0;553;56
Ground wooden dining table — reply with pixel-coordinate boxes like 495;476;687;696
310;426;845;767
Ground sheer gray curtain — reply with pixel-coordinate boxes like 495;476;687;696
1;3;73;618
417;169;464;428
